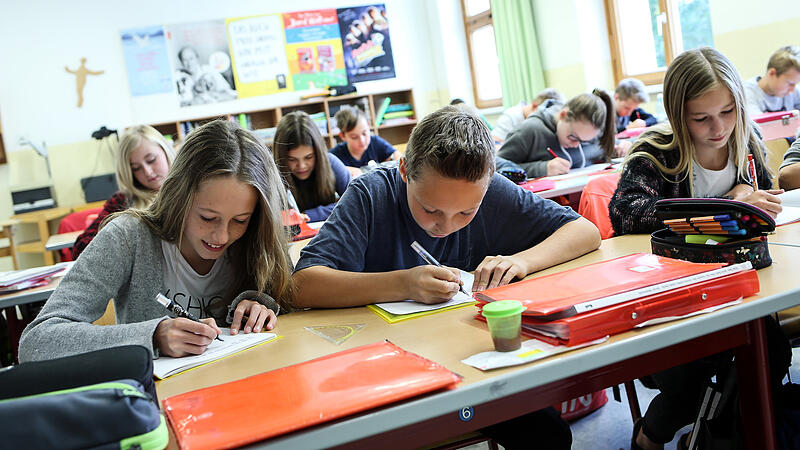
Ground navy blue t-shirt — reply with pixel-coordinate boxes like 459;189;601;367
294;167;580;273
330;135;396;167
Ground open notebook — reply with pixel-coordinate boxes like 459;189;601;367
776;190;800;226
153;328;278;379
368;271;475;323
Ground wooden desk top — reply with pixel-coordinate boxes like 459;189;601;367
45;230;82;251
158;225;800;449
10;206;72;223
0;276;61;308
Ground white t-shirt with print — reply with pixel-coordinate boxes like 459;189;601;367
692;156;737;198
160;241;233;319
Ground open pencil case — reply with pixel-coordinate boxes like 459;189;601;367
651;198;775;269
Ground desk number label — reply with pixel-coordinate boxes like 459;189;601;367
459;406;474;421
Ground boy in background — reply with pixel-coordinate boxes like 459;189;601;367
491;88;566;143
330;106;400;177
294;105;600;448
743;45;800;116
614;78;657;133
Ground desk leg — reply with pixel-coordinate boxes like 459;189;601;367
735;318;775;450
38;220;54;266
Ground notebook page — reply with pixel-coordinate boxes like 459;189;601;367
374;271;474;315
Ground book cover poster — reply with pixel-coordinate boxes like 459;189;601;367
165;20;238;107
226;14;292;98
120;26;173;96
283;9;347;90
337;4;395;83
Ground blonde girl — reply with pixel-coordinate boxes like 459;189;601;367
72;125;176;258
21;120;294;361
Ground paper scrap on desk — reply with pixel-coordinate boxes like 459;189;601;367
373;271;474;315
461;336;608;371
153;328;278;379
305;323;365;345
634;299;742;328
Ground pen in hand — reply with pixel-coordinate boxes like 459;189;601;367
410;241;470;296
155;293;223;341
747;154;759;191
547;147;559;159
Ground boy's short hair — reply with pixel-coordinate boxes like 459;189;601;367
405;105;494;182
334;106;368;133
532;88;565;106
767;46;800;76
615;78;649;103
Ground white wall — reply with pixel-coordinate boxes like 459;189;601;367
0;0;447;152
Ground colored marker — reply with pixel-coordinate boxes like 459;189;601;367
747;154;759;191
547;147;559;159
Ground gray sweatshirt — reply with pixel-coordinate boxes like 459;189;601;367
497;103;604;178
19;214;279;362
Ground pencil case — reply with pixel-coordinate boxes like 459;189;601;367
651;198;775;269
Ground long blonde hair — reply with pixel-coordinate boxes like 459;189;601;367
627;47;768;194
125;120;295;309
116;125;176;209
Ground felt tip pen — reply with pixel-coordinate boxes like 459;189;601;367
547;147;559;159
747;154;759;191
155;293;223;341
410;241;470;296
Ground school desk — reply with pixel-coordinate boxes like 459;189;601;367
0;276;61;309
157;225;800;449
44;230;82;252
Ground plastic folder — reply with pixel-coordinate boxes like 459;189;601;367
519;178;556;193
163;341;461;450
474;253;729;319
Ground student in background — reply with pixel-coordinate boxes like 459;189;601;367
614;78;657;132
20;120;294;362
497;89;617;177
273;111;352;222
293;105;599;449
330;106;400;175
449;98;494;130
609;47;789;450
72;125;176;259
491;88;566;143
743;45;800;116
779;136;800;190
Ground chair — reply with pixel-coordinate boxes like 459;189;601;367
0;220;19;270
55;207;102;261
577;173;620;239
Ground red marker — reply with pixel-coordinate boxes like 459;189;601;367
547;147;559;159
747;154;759;191
636;111;641;120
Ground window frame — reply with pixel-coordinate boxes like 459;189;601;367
461;1;502;109
604;0;685;86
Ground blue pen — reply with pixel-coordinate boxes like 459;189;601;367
410;241;470;296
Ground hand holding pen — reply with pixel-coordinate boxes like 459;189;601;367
408;241;470;304
153;293;223;357
546;147;571;176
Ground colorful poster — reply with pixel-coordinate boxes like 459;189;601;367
282;9;347;90
226;14;291;98
120;26;173;96
337;4;395;83
165;20;238;107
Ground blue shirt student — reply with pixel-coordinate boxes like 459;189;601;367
295;167;580;273
330;135;396;168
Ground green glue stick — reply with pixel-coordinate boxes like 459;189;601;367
685;234;731;245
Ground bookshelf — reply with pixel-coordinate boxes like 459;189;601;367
151;89;417;149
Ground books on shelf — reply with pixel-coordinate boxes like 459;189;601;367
375;97;392;126
385;103;413;113
383;110;414;119
380;117;416;127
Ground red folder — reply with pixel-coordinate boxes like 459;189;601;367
473;253;728;319
615;127;648;139
163;341;461;450
520;178;556;193
281;209;319;241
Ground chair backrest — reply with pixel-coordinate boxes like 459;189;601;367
765;138;790;189
577;173;620;240
57;208;103;234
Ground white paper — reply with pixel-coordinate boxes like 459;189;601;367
634;299;742;328
153;328;277;379
308;221;325;230
373;271;475;315
776;189;800;208
776;205;800;226
0;261;73;287
461;336;608;371
547;163;611;180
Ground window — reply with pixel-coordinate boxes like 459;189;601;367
461;0;502;108
604;0;714;85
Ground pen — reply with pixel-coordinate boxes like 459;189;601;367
410;241;470;296
636;111;641;120
547;147;559;159
747;154;759;191
155;293;223;341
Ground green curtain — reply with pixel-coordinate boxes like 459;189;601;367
492;0;546;108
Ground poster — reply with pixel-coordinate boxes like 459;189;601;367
165;20;238;107
282;9;347;90
337;4;395;83
226;14;292;98
120;26;173;96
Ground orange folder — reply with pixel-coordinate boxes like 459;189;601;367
473;253;728;319
281;209;319;241
163;341;461;450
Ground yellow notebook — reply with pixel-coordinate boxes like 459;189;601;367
367;301;477;324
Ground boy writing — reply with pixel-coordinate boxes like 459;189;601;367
293;104;599;448
743;45;800;116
